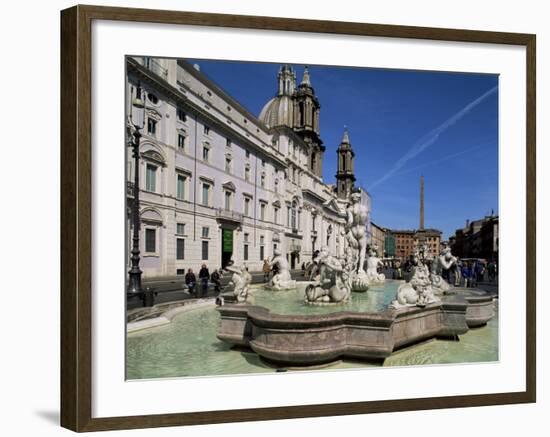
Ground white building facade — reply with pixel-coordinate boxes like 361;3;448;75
126;57;370;278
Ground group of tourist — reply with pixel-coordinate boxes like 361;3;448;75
389;256;497;288
460;260;497;287
184;264;222;297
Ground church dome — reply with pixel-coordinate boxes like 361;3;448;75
259;94;294;128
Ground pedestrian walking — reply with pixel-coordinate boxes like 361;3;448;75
185;268;196;295
211;268;221;295
461;263;472;288
471;261;478;288
476;262;486;284
488;261;496;282
393;260;403;280
199;263;210;297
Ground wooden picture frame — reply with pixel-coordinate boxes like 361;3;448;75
60;4;536;432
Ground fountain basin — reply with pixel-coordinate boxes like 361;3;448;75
447;287;495;327
217;285;495;366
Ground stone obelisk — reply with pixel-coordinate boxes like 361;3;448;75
417;175;426;245
420;175;425;230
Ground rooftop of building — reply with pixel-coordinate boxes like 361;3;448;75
177;59;271;136
388;228;442;236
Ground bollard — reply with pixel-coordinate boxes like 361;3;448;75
142;287;155;307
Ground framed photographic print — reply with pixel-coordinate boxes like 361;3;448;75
60;4;536;432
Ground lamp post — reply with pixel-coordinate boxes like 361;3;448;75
127;82;145;301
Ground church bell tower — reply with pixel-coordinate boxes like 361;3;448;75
293;67;324;178
335;127;356;199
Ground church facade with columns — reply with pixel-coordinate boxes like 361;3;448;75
126;57;371;278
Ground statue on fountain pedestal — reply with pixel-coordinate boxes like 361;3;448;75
266;248;296;290
305;247;351;304
345;191;369;291
430;244;459;294
391;251;439;308
225;261;251;303
365;244;386;284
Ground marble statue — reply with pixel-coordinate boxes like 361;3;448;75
345;191;369;291
304;250;322;281
430;272;451;295
442;244;461;286
225;262;251;303
365;245;385;284
266;248;296;290
305;247;352;304
430;244;459;294
391;251;439;308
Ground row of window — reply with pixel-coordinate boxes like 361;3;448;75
144;218;328;265
176;138;276;189
172;226;273;262
140;108;286;194
144;224;210;260
174;238;210;261
141;103;277;185
243;236;277;262
146;159;277;202
140;88;298;177
144;107;205;140
146;166;292;225
172;238;277;265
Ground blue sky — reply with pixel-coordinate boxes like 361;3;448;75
188;59;499;239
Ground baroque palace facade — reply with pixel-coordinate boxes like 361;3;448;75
126;57;370;278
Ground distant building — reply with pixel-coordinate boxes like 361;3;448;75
370;222;386;255
392;230;415;260
390;229;441;261
415;229;442;259
450;214;499;261
384;231;396;258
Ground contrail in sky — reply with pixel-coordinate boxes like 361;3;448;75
369;85;498;190
391;143;488;177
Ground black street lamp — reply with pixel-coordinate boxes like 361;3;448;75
127;82;146;302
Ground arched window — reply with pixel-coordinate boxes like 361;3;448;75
291;200;297;230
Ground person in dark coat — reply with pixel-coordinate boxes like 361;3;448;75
211;268;221;295
488;261;496;282
198;264;210;297
185;268;196;295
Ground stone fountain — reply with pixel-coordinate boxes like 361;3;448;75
216;201;495;366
